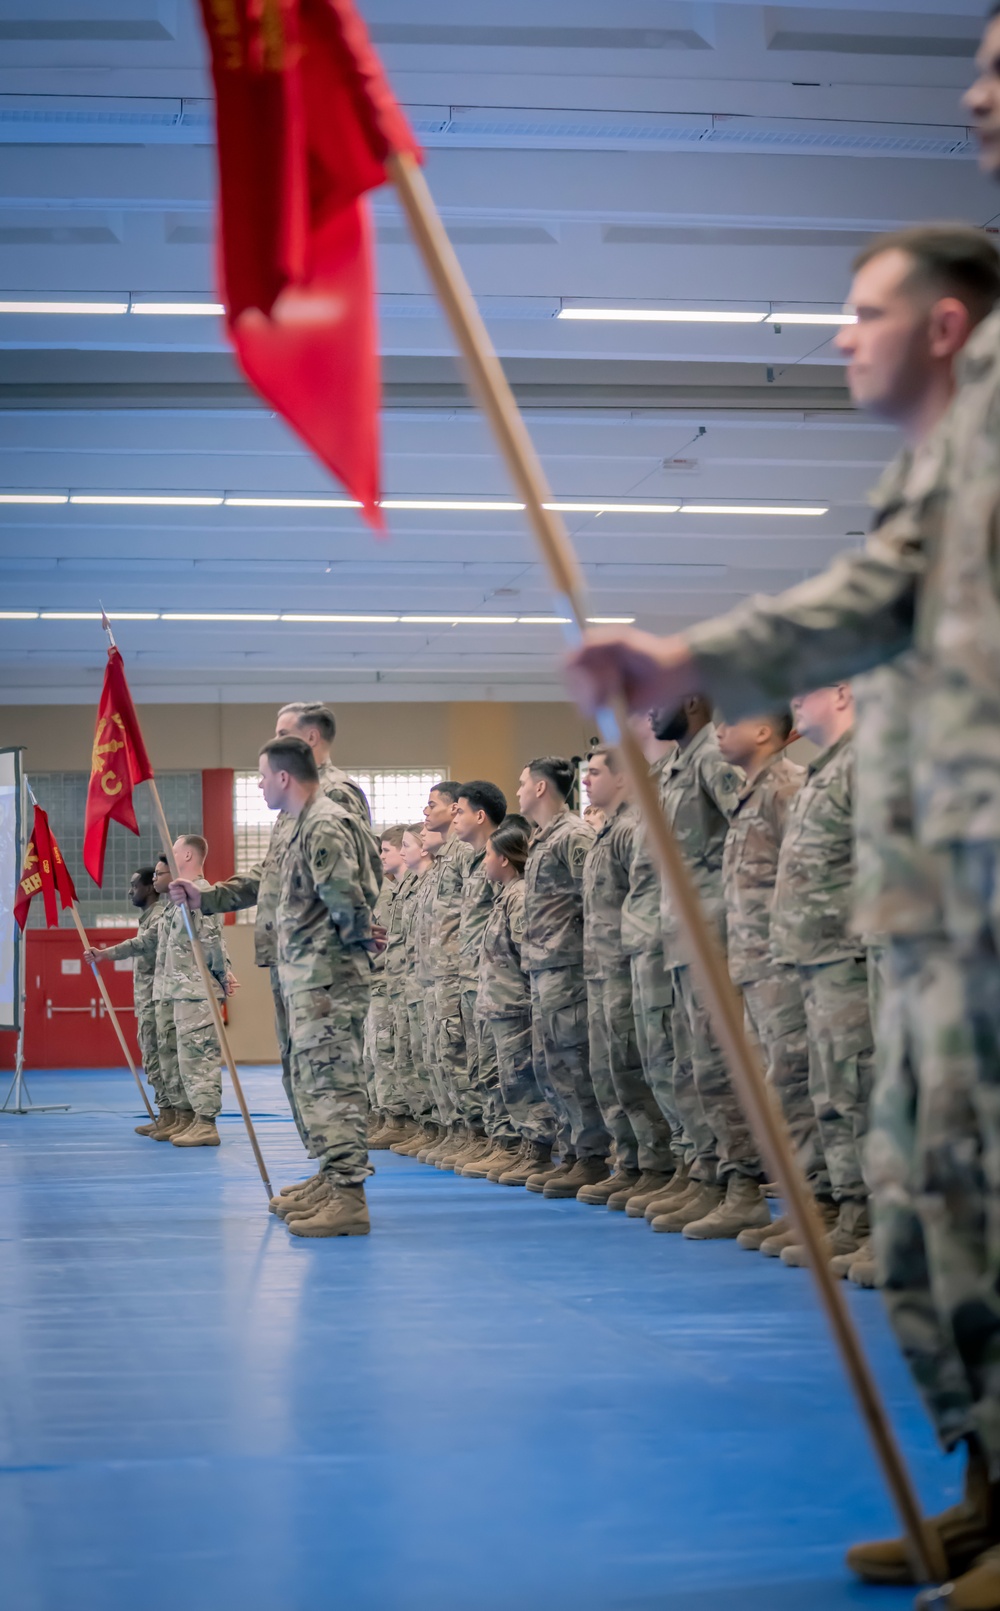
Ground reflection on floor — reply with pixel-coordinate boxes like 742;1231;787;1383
0;1068;956;1611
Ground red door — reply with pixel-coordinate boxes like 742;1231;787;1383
25;929;143;1069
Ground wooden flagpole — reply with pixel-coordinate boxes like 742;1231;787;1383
68;904;156;1120
387;148;945;1586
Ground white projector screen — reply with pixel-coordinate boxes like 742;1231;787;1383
0;748;23;1030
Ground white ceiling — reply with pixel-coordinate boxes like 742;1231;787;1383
0;0;994;702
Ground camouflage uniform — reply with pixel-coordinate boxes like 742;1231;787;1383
458;847;511;1139
621;753;683;1153
770;731;872;1204
411;855;451;1123
363;877;395;1112
198;759;377;1146
401;866;436;1122
660;726;754;1183
385;868;419;1120
428;834;477;1126
723;754;827;1192
478;880;556;1145
275;793;379;1185
583;801;674;1174
98;898;168;1109
154;879;228;1117
523;809;606;1162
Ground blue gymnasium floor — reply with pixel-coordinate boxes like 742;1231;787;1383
0;1069;960;1611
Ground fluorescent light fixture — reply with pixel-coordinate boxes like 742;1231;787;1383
40;611;104;620
381;499;525;512
106;612;161;620
0;610;39;619
545;501;681;514
766;312;857;325
0;493;68;504
452;615;520;624
69;494;225;507
131;302;225;316
559;307;765;324
681;504;828;516
586;616;636;624
517;615;573;624
280;613;401;623
226;496;361;509
400;615;463;624
161;612;280;622
0;300;129;315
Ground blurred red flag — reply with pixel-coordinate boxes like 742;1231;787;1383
83;648;155;886
15;805;78;931
198;0;421;529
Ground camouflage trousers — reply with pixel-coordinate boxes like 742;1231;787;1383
866;932;990;1458
672;964;761;1183
285;984;372;1185
434;979;473;1126
271;965;309;1149
629;948;684;1153
529;966;608;1162
798;955;873;1203
481;1012;556;1146
463;989;515;1140
154;997;222;1118
587;971;674;1175
136;1000;166;1111
742;968;829;1197
404;995;437;1122
364;990;398;1114
386;993;416;1119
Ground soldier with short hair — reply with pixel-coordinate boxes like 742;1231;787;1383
717;712;826;1249
452;780;517;1178
397;824;441;1156
580;745;675;1208
517;755;606;1198
643;700;762;1239
183;701;379;1152
421;782;476;1170
477;816;558;1186
157;833;230;1147
365;825;407;1146
175;737;381;1236
85;862;170;1137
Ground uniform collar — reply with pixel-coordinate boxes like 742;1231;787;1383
807;727;853;777
529;806;571;847
665;721;714;777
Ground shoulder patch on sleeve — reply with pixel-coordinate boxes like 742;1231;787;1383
570;840;589;873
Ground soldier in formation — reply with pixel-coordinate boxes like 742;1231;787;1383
567;192;1000;1604
85;861;168;1135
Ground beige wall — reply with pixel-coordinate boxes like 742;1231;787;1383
223;925;280;1065
1;700;595;803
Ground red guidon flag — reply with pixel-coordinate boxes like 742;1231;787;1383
197;0;421;529
14;804;78;931
83;647;155;886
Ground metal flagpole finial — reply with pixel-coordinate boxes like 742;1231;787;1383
99;602;117;650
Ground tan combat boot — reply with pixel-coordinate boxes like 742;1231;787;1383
608;1169;669;1212
915;1544;1000;1608
168;1109;195;1139
399;1122;436;1157
148;1107;178;1141
683;1174;770;1240
525;1152;569;1192
500;1142;552;1187
464;1138;515;1179
577;1167;642;1206
432;1126;469;1169
286;1182;371;1237
782;1198;868;1268
485;1139;524;1182
644;1174;701;1224
455;1133;493;1175
544;1156;610;1199
415;1124;445;1162
367;1113;389;1147
270;1175;326;1217
171;1115;220;1148
135;1110;160;1137
377;1115;412;1150
650;1180;724;1233
850;1440;999;1589
628;1163;690;1219
738;1212;788;1251
846;1239;877;1287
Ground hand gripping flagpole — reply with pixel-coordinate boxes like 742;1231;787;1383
98;619;274;1200
386;148;945;1587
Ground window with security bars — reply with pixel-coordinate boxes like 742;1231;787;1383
231;766;445;920
24;772;202;929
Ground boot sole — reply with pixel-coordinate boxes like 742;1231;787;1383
286;1221;370;1237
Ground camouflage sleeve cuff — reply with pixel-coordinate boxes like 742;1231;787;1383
682;549;919;722
198;879;258;916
